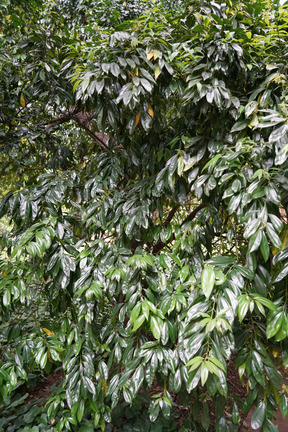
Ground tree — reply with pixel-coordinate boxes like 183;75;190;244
1;0;288;430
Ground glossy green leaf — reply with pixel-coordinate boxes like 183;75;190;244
179;265;189;283
201;266;215;299
99;361;108;381
205;256;234;266
248;230;263;253
260;233;270;262
265;223;282;249
266;312;284;339
238;296;250;322
251;401;266;430
132;315;146;332
150;316;161;340
280;393;288;419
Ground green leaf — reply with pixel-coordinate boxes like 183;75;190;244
61;255;72;276
266;312;284;339
130;303;141;324
40;351;48;369
200;363;209;386
265;366;282;389
205;360;220;377
238;296;250;322
161;321;169;345
187;367;201;392
260;234;270;262
280;393;288;419
77;399;85;422
84;377;96;395
245;101;258;117
205;256;234;266
269;123;288;142
99;361;108;381
234;265;254;280
243;219;260;239
110;62;120;77
273;264;288;283
269;214;283;232
201;401;210;431
232;403;240;424
231;120;249;132
251;358;265;387
251;401;266;430
141;78;153;92
166;252;181;267
150;315;161;340
179;265;189;283
250;294;276;311
142;301;150;321
73;338;83;355
107;375;119;396
3;289;11;306
265;224;282;249
248;230;262;253
173;369;182;393
208;356;225;372
132;315;145;332
186;356;203;368
214;270;225;285
265;186;280;205
202;154;222;171
201;266;215;299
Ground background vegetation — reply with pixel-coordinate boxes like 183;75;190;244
1;0;288;431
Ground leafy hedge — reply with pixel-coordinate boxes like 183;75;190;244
1;0;288;431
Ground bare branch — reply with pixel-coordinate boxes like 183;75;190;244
152;203;207;254
163;205;180;227
35;107;110;151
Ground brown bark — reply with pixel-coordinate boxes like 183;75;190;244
152;202;207;254
36;107;110;151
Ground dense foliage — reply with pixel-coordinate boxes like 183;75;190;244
1;0;288;430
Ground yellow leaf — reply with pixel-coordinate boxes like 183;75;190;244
148;104;154;118
272;349;279;358
273;386;280;404
153;50;160;60
135;112;141;127
155;66;161;81
48;349;53;363
100;377;107;395
42;276;45;282
248;114;258;129
147;51;154;61
246;381;249;394
3;270;8;277
273;226;288;255
147;50;161;61
43;328;54;336
20;93;26;108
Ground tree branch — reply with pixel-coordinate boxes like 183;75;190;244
180;202;207;227
35;107;110;151
152;202;207;255
163;205;180;227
